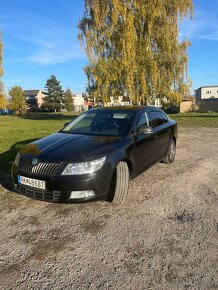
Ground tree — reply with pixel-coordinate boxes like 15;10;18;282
0;82;7;109
62;89;74;112
9;86;26;114
43;75;64;111
78;0;193;105
0;33;6;109
0;95;7;109
0;33;3;80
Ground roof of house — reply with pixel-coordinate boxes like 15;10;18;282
196;86;218;90
24;90;40;95
182;95;194;101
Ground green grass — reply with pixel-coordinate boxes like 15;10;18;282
0;113;77;172
0;112;217;172
169;112;218;127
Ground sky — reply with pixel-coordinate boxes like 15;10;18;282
1;0;218;95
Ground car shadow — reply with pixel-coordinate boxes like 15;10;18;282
0;139;38;192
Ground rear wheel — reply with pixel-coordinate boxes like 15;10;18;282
111;161;129;204
162;139;176;164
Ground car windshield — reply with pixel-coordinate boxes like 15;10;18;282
62;110;134;136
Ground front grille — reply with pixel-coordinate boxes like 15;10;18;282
19;185;62;202
19;159;62;177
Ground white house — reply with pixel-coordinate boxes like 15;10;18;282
107;96;130;106
73;94;86;112
195;86;218;100
106;96;162;107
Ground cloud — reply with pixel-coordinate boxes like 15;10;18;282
0;5;86;65
27;45;85;65
18;25;86;65
16;24;86;64
179;9;218;41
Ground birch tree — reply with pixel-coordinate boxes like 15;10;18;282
78;0;193;105
0;34;6;109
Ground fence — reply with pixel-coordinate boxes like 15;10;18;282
0;109;13;115
196;99;218;113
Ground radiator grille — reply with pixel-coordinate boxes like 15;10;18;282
19;185;61;202
19;158;62;177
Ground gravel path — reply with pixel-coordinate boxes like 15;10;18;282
0;127;217;290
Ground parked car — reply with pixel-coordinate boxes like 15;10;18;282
12;106;177;204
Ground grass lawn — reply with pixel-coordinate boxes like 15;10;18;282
0;112;218;172
0;113;77;172
169;112;218;127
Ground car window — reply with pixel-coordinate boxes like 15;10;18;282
136;112;149;129
150;111;164;128
160;112;168;123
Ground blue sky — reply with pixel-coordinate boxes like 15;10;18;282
1;0;218;95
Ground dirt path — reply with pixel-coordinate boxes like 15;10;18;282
0;127;217;290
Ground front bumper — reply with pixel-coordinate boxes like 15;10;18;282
11;163;113;203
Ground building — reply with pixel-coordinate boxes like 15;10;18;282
107;96;130;106
195;86;218;112
24;90;44;111
73;94;86;112
195;86;218;101
180;96;195;113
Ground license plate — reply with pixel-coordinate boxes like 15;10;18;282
18;176;46;190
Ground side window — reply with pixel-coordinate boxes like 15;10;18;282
150;111;163;128
137;112;149;129
160;112;168;124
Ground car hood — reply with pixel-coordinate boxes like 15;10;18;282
19;132;127;162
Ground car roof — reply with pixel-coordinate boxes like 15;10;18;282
90;106;161;112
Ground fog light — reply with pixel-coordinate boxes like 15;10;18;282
70;190;95;199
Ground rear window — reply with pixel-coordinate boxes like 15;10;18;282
150;111;164;128
160;112;168;123
136;112;150;128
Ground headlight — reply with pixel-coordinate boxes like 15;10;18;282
14;152;20;166
62;156;106;175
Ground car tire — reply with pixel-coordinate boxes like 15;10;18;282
162;139;176;164
111;161;129;204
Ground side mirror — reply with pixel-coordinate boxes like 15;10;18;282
137;125;153;135
64;122;70;128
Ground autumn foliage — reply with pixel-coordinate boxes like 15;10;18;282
0;34;7;109
78;0;193;105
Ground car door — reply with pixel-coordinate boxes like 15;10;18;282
131;111;158;173
149;111;171;160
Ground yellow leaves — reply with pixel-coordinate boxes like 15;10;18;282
0;95;7;109
167;91;182;105
0;33;3;79
0;79;6;109
0;34;5;109
79;0;193;104
9;86;26;114
140;71;147;96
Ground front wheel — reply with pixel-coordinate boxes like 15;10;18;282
162;139;176;164
110;161;129;204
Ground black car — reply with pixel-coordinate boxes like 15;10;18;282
12;106;177;204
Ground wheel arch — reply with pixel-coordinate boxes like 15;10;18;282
172;136;176;144
171;125;177;144
120;158;134;179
